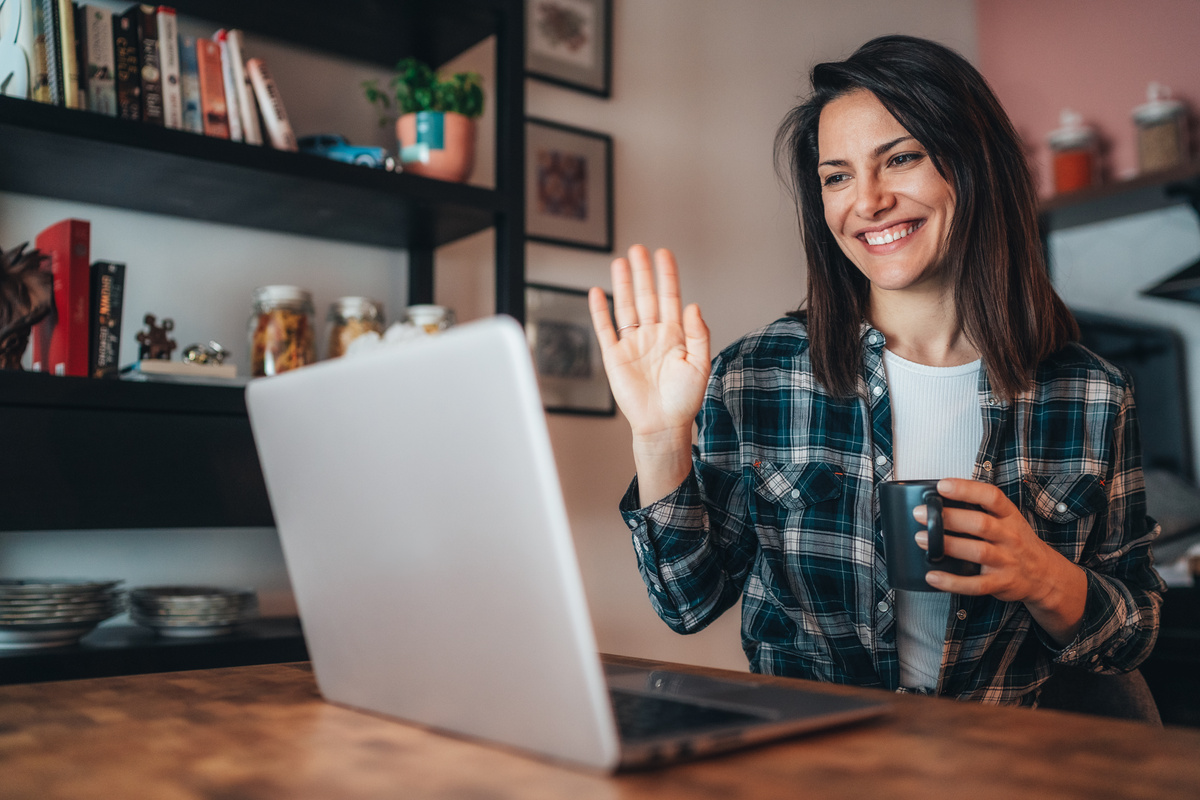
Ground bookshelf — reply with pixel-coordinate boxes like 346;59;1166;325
0;0;526;532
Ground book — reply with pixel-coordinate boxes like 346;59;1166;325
246;57;296;151
112;6;140;120
177;34;202;133
136;4;161;125
156;6;181;129
213;30;242;141
88;260;124;378
80;4;115;115
30;0;51;102
30;218;90;377
223;28;261;145
2;0;35;99
194;36;227;138
72;2;85;104
54;0;79;107
123;358;237;379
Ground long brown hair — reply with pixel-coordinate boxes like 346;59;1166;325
775;35;1078;399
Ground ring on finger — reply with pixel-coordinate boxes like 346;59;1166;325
617;323;640;336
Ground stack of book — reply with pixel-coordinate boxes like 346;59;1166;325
13;3;296;150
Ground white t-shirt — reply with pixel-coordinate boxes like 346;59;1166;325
882;348;983;691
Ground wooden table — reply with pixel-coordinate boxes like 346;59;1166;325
2;656;1199;800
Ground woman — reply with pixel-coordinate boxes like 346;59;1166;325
587;35;1163;705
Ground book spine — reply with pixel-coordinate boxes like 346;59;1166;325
31;218;91;377
194;37;228;138
55;0;79;108
137;4;162;125
246;58;296;151
89;261;125;378
38;0;63;104
178;34;202;133
224;29;261;145
81;4;115;115
113;7;140;120
7;0;36;99
30;0;52;102
156;6;181;129
213;30;242;141
73;2;86;106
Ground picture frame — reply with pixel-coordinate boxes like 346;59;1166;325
526;118;614;252
525;282;615;416
525;0;612;97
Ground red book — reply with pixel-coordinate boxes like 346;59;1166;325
195;37;229;138
31;219;91;377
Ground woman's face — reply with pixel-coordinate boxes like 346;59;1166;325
816;89;956;295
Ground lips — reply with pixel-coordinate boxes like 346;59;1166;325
857;219;925;247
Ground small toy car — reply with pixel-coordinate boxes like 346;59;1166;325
297;134;395;170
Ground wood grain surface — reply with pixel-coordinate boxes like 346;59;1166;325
1;656;1198;800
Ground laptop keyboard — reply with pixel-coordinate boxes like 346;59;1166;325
609;689;764;741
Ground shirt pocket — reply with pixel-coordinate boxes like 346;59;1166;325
747;460;844;553
1022;472;1106;559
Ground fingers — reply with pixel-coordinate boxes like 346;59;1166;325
628;245;660;325
936;478;1016;517
682;302;710;365
589;286;617;348
655;249;683;326
610;255;637;331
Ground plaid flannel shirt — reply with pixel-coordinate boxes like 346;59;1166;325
619;317;1164;705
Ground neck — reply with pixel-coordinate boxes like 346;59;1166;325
867;286;979;367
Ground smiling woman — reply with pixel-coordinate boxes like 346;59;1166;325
588;35;1164;709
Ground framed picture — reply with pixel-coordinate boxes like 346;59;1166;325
526;118;613;252
525;283;615;416
525;0;612;97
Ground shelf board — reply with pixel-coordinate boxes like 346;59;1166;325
0;618;307;685
0;370;247;415
1040;159;1200;233
0;97;506;249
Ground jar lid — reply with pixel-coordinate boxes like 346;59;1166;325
330;296;383;319
1048;108;1096;149
253;285;312;304
1133;82;1185;125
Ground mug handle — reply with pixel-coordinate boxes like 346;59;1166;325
923;490;945;563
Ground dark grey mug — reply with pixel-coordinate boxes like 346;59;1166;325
879;479;981;592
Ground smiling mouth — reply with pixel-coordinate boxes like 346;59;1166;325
859;220;925;246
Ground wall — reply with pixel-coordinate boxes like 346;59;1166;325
976;0;1200;480
0;1;978;671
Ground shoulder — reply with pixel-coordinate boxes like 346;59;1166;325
712;316;810;373
1030;341;1131;401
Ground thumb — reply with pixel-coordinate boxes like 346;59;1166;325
682;303;710;366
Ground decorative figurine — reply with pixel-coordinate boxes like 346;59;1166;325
136;314;177;360
0;242;53;371
182;341;229;365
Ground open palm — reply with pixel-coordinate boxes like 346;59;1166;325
588;246;710;439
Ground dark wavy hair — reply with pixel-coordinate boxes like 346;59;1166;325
775;35;1078;400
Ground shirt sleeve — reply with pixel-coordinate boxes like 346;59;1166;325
1039;376;1166;673
617;356;759;634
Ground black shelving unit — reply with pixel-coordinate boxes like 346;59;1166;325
0;0;526;533
0;618;308;685
1039;158;1200;234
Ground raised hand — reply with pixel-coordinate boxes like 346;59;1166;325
589;246;710;503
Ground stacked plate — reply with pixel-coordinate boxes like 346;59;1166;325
130;586;257;638
0;579;125;649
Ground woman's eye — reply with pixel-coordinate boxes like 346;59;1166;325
890;152;923;167
821;173;849;187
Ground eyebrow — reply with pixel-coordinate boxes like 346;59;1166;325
818;135;916;169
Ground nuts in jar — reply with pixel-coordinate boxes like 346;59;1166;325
249;285;317;376
326;297;385;358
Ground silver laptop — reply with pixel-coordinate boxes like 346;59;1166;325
245;315;888;771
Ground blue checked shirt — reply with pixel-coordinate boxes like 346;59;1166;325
619;317;1164;705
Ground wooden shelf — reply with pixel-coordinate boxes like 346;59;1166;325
0;617;307;685
1039;159;1200;233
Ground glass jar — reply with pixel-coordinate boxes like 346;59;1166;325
325;296;385;358
1133;83;1188;174
404;304;455;333
248;285;317;377
1048;108;1099;194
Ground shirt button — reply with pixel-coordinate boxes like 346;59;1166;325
790;488;801;499
876;601;889;613
872;385;883;397
868;334;879;345
956;609;967;621
875;455;887;466
627;519;638;529
983;461;992;472
988;396;996;406
1055;502;1068;514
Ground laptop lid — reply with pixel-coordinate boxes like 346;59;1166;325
247;316;621;770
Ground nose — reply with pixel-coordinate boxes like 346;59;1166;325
853;172;895;219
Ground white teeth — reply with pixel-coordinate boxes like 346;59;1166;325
865;224;915;246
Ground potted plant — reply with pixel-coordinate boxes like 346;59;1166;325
363;58;485;183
